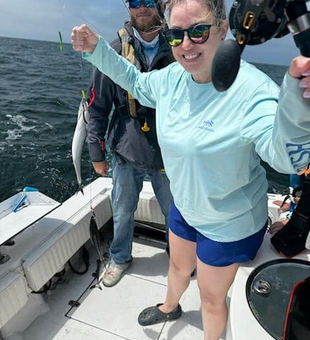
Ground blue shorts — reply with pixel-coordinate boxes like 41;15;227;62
169;203;267;267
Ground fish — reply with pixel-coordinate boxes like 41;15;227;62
89;215;108;289
72;98;89;194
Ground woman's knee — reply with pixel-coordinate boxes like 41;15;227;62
198;288;228;316
198;287;226;307
197;263;238;307
169;257;195;278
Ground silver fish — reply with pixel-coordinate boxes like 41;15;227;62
72;98;89;194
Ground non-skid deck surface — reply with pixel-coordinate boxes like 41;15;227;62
24;239;209;340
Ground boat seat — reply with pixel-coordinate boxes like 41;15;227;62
0;271;28;328
0;177;162;328
22;178;113;292
21;178;165;292
134;181;165;225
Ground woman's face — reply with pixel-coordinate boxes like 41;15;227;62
169;0;227;83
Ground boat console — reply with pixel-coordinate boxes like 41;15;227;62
247;259;310;340
226;232;310;340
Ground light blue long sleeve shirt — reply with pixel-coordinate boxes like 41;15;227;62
84;37;310;242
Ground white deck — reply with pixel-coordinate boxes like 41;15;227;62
0;178;213;340
7;231;310;340
1;180;309;340
22;236;212;340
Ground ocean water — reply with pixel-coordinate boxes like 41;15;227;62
0;36;289;203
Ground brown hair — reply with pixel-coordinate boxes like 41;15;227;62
166;0;227;27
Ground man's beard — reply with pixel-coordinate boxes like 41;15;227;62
131;14;161;33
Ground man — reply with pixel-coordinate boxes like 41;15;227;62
86;0;174;287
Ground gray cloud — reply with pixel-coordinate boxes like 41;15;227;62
0;0;128;42
0;0;308;65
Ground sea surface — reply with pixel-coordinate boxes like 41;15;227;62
0;36;289;203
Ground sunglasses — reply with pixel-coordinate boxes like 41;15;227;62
163;24;212;47
128;0;157;9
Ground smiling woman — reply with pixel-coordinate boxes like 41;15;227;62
164;0;227;83
71;0;310;337
0;2;292;204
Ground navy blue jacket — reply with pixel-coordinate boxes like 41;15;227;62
87;22;173;170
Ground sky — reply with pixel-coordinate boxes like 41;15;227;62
0;0;309;66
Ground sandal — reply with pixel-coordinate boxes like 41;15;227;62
138;303;182;326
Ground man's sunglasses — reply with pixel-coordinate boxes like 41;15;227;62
128;0;157;9
163;24;212;47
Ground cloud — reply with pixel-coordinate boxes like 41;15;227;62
0;0;61;40
0;0;128;42
0;0;308;64
241;35;300;66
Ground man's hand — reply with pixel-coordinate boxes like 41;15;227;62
289;56;310;98
93;161;110;177
71;24;99;53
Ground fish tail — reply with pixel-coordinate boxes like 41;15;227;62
90;259;103;290
96;260;102;285
76;184;84;195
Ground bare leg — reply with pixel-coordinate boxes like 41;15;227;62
197;258;240;340
159;229;196;313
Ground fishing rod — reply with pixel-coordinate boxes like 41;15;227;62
55;0;104;36
54;0;124;286
212;0;310;92
121;0;130;14
55;0;130;37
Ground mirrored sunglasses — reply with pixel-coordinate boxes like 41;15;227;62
163;24;212;47
128;0;157;9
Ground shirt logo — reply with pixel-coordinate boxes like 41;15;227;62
198;120;215;132
286;142;310;172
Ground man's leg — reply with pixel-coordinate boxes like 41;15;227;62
149;170;173;246
103;155;144;286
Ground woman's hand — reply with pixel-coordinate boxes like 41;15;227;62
289;56;310;98
71;24;99;53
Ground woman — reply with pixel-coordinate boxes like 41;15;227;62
71;0;310;339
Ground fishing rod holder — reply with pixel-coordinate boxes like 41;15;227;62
0;250;10;264
0;240;15;264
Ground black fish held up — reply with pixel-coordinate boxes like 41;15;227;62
89;215;108;289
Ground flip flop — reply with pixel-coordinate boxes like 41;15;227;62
138;303;182;326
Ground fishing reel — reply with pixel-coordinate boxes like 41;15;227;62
212;0;310;91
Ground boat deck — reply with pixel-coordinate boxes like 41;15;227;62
22;226;223;340
3;181;308;340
